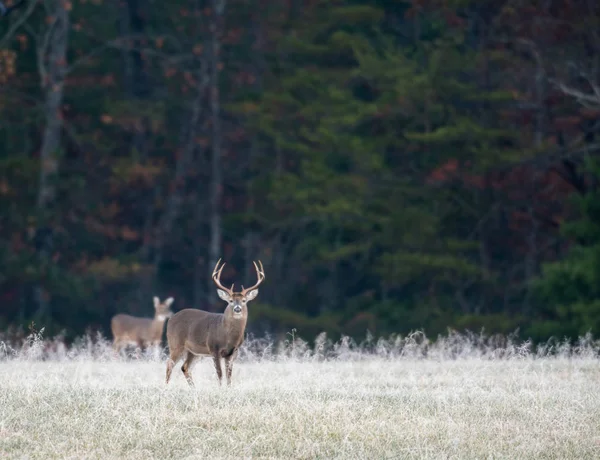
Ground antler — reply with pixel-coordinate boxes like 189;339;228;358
212;258;234;296
241;261;265;296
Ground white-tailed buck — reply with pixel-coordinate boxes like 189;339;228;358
166;259;265;387
111;296;174;353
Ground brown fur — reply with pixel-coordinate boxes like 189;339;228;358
111;296;174;353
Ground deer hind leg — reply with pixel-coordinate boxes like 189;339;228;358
181;352;197;387
166;346;184;384
112;338;121;355
212;352;223;386
114;339;129;360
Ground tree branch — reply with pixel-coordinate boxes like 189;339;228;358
0;0;37;48
550;79;600;109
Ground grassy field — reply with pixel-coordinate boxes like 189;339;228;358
1;332;599;459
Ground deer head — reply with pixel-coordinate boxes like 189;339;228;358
212;259;265;317
153;296;175;321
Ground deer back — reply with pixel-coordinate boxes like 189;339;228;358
111;314;156;340
111;296;174;342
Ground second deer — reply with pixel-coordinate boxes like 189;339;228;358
165;259;265;387
111;296;174;354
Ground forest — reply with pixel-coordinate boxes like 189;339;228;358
1;0;600;343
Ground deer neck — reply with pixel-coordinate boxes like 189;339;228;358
222;313;247;346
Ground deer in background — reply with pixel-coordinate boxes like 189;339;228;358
166;259;265;387
111;296;174;354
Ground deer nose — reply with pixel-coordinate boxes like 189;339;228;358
233;305;242;313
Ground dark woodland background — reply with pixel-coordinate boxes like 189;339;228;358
1;0;600;343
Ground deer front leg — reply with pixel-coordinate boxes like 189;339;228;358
224;349;237;386
212;353;223;385
134;340;145;359
112;339;122;356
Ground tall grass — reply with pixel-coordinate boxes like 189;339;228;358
1;329;599;459
2;327;599;362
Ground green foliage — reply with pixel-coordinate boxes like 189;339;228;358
0;0;597;343
533;161;600;338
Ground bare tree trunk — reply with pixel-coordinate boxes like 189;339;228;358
122;0;160;308
125;0;149;98
119;0;147;305
193;195;209;308
243;138;258;288
118;1;133;96
137;66;208;306
208;0;226;305
523;58;545;314
243;13;266;287
152;83;205;269
320;230;341;314
271;232;286;306
33;0;70;320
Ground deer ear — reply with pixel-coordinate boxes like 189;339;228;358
165;297;174;306
153;296;160;308
217;289;231;302
245;289;259;301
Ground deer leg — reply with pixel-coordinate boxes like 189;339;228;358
166;347;183;384
113;339;121;356
166;359;175;384
224;349;237;386
134;340;144;359
181;352;197;387
212;353;223;385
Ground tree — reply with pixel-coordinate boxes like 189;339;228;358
533;159;600;339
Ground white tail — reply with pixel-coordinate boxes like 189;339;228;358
111;296;174;353
165;260;265;386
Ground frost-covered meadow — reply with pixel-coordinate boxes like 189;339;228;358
1;330;599;459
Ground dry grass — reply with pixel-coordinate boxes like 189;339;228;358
1;331;599;459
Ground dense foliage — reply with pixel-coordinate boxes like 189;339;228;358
1;0;599;342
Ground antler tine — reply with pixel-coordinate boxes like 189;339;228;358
212;258;233;295
241;260;266;295
211;258;223;277
254;260;265;281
